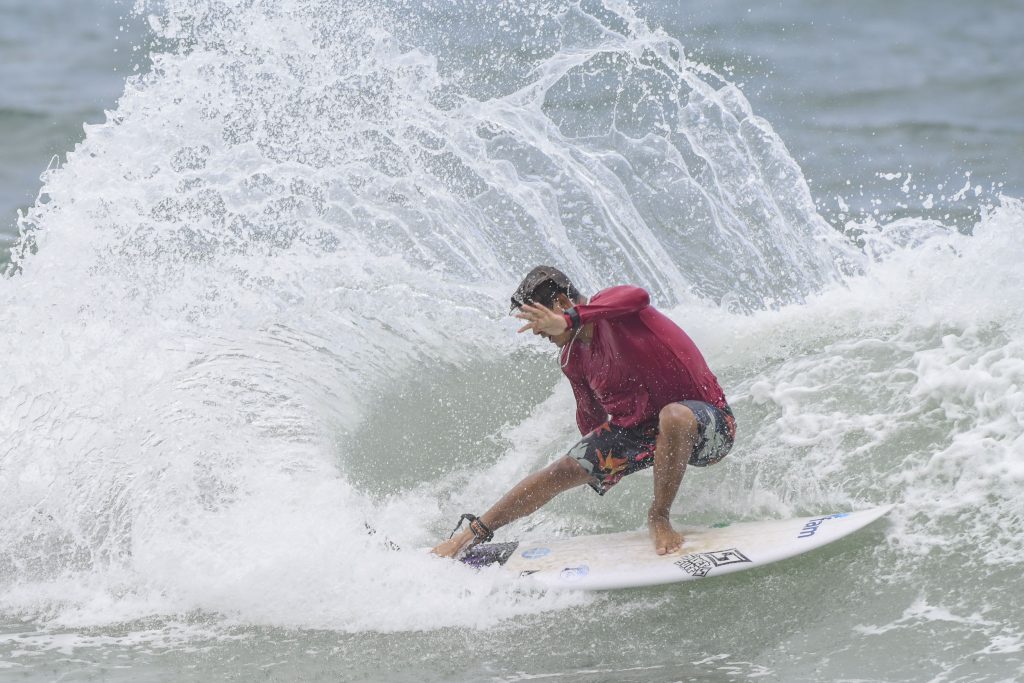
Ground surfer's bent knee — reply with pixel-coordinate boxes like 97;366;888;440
658;403;698;440
673;400;736;468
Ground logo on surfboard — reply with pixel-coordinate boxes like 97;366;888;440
560;565;590;581
797;512;850;539
674;548;751;577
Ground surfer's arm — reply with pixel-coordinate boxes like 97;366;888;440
563;285;650;330
570;375;606;435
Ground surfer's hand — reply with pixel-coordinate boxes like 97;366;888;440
515;303;568;336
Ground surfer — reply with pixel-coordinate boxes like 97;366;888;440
432;266;735;557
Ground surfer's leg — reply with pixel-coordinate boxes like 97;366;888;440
431;457;591;558
648;403;699;555
481;456;592;529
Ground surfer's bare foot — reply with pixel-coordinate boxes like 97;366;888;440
430;530;474;559
648;511;683;555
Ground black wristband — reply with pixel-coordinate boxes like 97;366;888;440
566;307;582;331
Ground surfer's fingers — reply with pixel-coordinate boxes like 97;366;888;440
514;308;540;323
522;303;552;317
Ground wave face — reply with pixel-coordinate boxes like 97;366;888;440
2;0;1022;680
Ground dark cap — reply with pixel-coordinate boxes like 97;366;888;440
510;265;579;312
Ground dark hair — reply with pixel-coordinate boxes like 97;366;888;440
510;265;581;311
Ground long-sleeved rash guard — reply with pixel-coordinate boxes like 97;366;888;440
559;285;727;435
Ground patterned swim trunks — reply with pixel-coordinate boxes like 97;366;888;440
566;400;736;495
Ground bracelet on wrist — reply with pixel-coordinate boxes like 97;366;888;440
565;307;582;331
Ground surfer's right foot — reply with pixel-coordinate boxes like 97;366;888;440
433;513;496;558
648;511;683;555
430;529;475;558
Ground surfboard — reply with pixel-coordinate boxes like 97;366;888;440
459;504;894;591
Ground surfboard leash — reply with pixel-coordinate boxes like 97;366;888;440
449;513;494;546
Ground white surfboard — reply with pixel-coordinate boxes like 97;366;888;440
459;504;894;591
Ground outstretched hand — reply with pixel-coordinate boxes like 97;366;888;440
515;303;569;336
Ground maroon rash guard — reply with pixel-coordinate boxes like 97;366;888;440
559;285;728;435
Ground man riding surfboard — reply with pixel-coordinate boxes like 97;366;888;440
432;266;736;558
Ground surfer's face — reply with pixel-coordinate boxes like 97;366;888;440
537;294;575;347
540;320;574;347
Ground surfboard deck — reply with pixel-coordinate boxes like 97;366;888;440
459;504;894;591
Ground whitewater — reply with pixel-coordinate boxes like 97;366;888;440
1;0;1022;680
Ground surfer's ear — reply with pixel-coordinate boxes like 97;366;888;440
554;292;574;311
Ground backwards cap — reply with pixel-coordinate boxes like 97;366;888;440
510;265;578;312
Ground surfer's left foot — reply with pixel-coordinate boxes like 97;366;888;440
648;511;683;555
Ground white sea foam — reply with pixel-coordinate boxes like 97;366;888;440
1;1;1022;664
2;0;841;632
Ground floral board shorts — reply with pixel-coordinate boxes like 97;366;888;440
566;400;736;495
